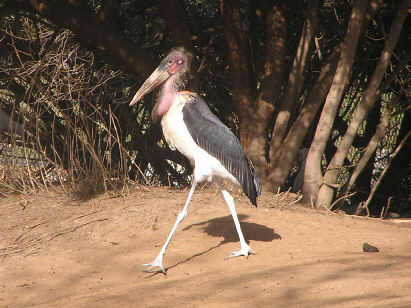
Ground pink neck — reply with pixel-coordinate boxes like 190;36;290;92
157;76;180;116
157;79;174;116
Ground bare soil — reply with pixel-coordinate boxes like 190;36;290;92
1;186;411;307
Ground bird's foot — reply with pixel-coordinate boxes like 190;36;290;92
225;243;256;260
142;254;166;274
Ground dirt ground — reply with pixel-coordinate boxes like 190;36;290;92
1;186;411;308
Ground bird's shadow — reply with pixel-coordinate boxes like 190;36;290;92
183;214;281;243
147;215;281;275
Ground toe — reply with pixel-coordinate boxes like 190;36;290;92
142;261;166;274
224;246;256;260
142;265;166;274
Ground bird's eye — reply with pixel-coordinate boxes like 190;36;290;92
177;59;183;65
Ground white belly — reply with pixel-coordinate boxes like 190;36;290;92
161;96;240;186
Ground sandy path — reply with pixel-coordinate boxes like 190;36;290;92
1;187;410;307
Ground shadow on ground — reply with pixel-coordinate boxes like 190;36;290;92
160;215;280;274
183;214;281;243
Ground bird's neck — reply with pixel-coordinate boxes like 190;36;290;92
157;81;175;117
156;73;188;119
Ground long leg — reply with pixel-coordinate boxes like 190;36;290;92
142;180;198;273
218;183;256;259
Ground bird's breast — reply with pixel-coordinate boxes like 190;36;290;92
161;95;197;162
161;94;239;185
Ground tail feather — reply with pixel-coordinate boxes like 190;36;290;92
243;158;261;206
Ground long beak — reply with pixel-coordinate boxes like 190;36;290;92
129;67;171;106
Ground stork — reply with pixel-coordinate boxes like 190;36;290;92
129;47;261;273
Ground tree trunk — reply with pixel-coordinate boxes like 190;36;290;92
345;99;381;209
337;99;394;211
220;0;260;168
316;0;410;209
339;48;411;211
266;44;341;190
303;0;369;205
365;110;411;215
361;126;411;215
251;1;287;182
266;0;382;192
269;0;319;162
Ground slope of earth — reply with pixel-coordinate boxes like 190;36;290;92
1;186;410;308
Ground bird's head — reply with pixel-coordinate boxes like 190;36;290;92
129;48;191;106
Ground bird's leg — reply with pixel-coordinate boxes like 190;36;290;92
142;180;198;273
218;183;256;259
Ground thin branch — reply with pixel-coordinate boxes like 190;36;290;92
362;129;411;209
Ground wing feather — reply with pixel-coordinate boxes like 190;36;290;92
182;93;261;205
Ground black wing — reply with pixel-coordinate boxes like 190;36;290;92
182;93;261;206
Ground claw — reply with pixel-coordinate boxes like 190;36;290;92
142;254;166;274
225;244;256;260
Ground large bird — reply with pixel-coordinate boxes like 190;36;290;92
130;47;261;273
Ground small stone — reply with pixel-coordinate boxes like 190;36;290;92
363;242;379;253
